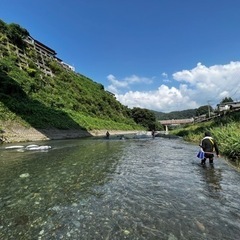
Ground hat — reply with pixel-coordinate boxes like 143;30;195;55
205;131;211;137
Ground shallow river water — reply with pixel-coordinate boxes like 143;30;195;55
0;136;240;240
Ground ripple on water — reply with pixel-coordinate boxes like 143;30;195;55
0;138;240;239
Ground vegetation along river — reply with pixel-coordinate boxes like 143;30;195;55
0;136;240;240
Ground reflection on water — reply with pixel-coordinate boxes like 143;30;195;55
199;166;223;198
0;137;240;239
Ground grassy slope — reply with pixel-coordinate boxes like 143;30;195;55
171;112;240;162
0;56;144;132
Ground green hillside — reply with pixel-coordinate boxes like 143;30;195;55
153;109;197;120
0;20;144;132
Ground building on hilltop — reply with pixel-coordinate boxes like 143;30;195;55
55;57;75;72
24;36;56;76
0;34;75;76
25;36;75;75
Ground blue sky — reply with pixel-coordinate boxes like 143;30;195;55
1;0;240;112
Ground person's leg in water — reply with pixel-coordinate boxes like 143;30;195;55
201;158;206;165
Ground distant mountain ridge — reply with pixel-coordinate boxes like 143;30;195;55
153;109;197;120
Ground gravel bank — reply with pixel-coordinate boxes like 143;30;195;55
0;124;141;143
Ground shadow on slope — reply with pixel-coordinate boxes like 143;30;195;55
0;70;92;140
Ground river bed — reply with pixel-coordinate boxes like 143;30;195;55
0;136;240;239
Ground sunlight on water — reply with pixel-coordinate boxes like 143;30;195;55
0;137;240;239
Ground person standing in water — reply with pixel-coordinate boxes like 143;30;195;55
199;131;219;165
151;129;155;139
106;131;110;139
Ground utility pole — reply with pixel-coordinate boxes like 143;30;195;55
207;100;211;118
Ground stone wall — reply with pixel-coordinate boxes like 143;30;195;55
0;123;139;143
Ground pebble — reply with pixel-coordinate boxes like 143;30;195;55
19;173;30;178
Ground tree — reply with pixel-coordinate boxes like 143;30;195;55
0;19;8;34
6;23;29;48
131;107;162;130
196;105;213;116
220;97;233;104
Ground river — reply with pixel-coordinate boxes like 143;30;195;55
0;136;240;239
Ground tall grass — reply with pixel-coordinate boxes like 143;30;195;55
171;118;240;163
212;122;240;161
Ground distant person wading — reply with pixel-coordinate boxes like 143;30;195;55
106;131;110;139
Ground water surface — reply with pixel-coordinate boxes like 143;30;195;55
0;137;240;239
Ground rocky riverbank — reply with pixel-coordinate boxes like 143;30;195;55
0;123;140;143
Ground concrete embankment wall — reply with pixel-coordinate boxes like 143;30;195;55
0;123;141;143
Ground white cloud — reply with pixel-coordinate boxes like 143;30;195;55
116;85;198;112
173;62;240;93
161;72;171;83
107;74;129;89
161;72;168;78
106;62;240;112
106;74;153;94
